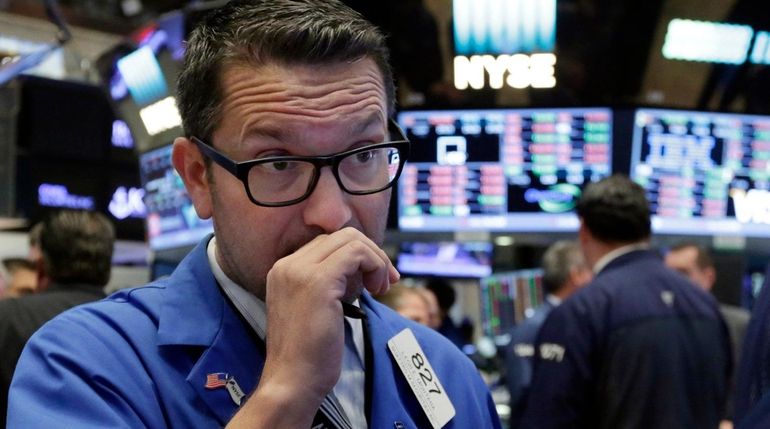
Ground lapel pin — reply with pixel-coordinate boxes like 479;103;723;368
205;372;245;406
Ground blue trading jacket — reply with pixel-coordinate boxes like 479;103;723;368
734;264;770;429
8;238;501;429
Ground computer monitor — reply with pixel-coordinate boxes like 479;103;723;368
630;108;770;237
479;269;544;343
139;143;213;251
397;241;493;278
396;107;612;232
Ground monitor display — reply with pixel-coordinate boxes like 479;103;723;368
479;269;544;342
397;241;493;278
630;108;770;237
397;107;612;232
139;144;213;251
14;157;145;241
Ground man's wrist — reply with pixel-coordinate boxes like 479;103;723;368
226;374;324;428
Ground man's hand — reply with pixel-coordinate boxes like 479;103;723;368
227;227;398;428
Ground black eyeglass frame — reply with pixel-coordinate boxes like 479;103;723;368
191;119;411;207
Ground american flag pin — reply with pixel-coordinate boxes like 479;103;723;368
205;372;245;406
205;372;230;390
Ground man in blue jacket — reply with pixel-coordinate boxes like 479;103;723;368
520;174;731;429
504;240;592;428
734;263;770;428
7;1;501;428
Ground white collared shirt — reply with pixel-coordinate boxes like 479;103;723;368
592;241;650;274
206;238;367;428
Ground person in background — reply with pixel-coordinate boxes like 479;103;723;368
375;284;431;326
426;276;465;348
505;240;592;428
8;2;501;428
665;242;750;429
27;221;42;265
0;210;114;427
415;285;441;329
734;263;770;429
1;258;37;298
521;174;731;429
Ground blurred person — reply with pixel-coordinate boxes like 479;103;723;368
8;2;501;428
27;221;43;264
666;242;750;429
426;276;465;348
416;283;441;329
1;258;37;298
521;175;731;429
375;284;431;326
0;210;114;427
665;242;750;363
734;263;770;429
505;240;592;428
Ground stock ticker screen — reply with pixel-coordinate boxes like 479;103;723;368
397;107;612;232
631;108;770;237
139;143;213;250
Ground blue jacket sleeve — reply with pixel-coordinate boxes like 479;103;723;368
519;300;597;429
8;310;166;428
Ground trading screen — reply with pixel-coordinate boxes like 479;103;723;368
631;108;770;237
397;107;612;232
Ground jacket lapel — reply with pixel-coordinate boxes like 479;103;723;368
185;303;262;425
155;239;264;425
361;294;427;428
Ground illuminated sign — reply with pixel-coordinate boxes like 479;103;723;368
751;31;770;65
453;0;555;55
662;19;770;66
139;96;182;135
731;188;770;224
38;184;95;210
452;0;556;90
112;119;134;148
454;53;556;90
108;186;146;220
117;46;168;106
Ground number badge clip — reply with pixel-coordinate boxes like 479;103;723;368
387;328;456;429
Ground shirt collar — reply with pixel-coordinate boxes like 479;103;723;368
593;241;650;274
545;294;562;306
205;237;364;361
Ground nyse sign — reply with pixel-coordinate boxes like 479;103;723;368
454;53;556;90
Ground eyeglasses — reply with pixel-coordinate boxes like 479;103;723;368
191;119;410;207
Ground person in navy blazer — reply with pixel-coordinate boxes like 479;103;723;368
734;263;770;429
504;240;592;428
520;174;731;429
7;1;501;428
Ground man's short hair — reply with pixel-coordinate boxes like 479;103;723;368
40;210;115;286
28;222;42;249
425;276;455;311
541;240;586;295
177;0;395;142
576;174;651;243
669;242;714;270
2;258;35;275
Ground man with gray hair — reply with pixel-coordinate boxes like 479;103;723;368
505;240;592;428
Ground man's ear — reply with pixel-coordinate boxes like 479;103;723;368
704;266;717;290
36;258;50;293
578;220;589;244
172;137;213;219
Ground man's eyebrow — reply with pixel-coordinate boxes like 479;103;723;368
352;113;385;136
